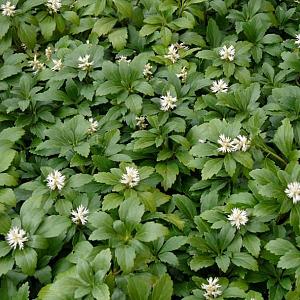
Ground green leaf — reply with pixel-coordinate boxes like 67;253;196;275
223;287;246;298
201;158;223;180
94;172;119;185
0;15;9;39
68;174;93;188
128;276;151;300
89;212;114;240
0;173;17;186
40;16;56;40
115;245;136;273
93;248;111;273
190;255;215;271
77;259;93;283
150;274;173;300
92;17;117;36
15;248;37;275
216;255;230;272
15;282;30;300
0;127;24;142
119;198;144;225
0;149;15;173
224;155;236;177
18;24;36;49
243;234;261;257
0;241;11;257
156;161;179;191
232;252;258;271
278;250;300;269
0;256;14;276
136;222;168;242
160;236;187;253
74;142;90;157
232;151;253;169
108;27;128;50
265;238;297;256
102;193;123;211
92;284;110;300
0;188;16;209
36;216;71;238
273;118;293;158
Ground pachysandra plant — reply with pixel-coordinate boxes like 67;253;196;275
1;0;300;299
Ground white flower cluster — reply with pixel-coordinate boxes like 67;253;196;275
228;208;248;229
285;182;300;204
120;166;140;188
116;56;131;63
143;63;153;79
71;205;89;225
219;45;235;61
87;117;98;133
78;54;94;71
217;134;251;153
164;44;180;63
46;0;62;13
6;226;28;250
201;277;222;299
160;91;177;111
46;170;65;191
295;34;300;48
211;79;228;94
52;59;62;71
45;46;52;60
28;55;45;74
176;66;188;82
136;116;148;129
1;1;15;16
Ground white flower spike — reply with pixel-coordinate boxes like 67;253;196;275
46;0;61;13
219;45;235;61
136;116;148;129
217;134;234;153
231;135;251;152
28;55;45;74
160;91;177;111
211;79;228;94
116;56;131;63
176;66;188;82
6;226;28;250
295;34;300;48
228;208;248;229
120;166;140;188
88;118;98;133
164;44;180;63
143;63;153;78
201;277;222;299
46;170;65;191
1;1;15;16
71;205;89;225
78;54;94;71
51;59;62;71
285;182;300;204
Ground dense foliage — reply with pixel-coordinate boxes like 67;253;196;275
1;0;300;299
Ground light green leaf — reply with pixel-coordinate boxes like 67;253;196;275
136;222;168;242
201;158;223;179
273;118;293;158
15;248;37;275
156;161;179;191
232;252;258;271
108;27;128;50
150;274;173;300
115;245;136;273
265;238;297;256
36;216;71;238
